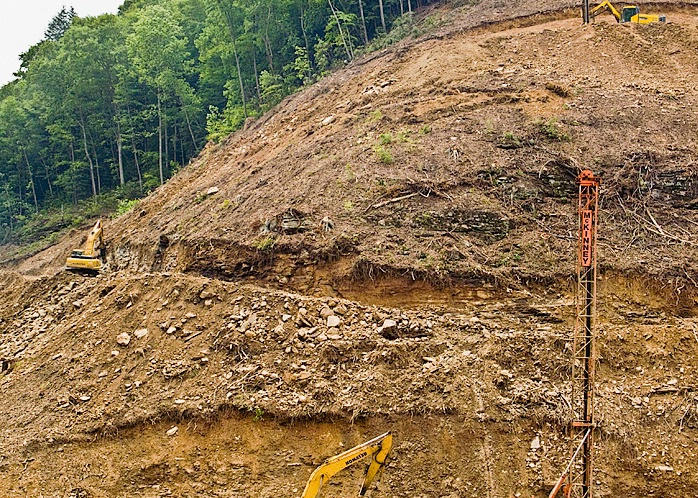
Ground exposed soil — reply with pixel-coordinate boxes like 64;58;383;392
1;2;698;497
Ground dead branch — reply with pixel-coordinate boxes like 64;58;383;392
371;192;420;209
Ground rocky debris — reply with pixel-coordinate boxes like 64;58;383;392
134;328;149;339
378;319;398;339
116;333;131;347
206;186;219;196
166;426;179;436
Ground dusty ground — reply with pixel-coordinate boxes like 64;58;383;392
1;1;698;497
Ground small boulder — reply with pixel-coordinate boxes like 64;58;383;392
327;315;341;328
378;319;398;339
116;333;131;347
134;328;149;339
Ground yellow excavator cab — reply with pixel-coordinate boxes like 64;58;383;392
65;219;105;273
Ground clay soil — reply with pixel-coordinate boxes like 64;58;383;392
2;1;698;497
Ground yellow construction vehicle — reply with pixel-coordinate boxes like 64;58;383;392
65;219;105;273
589;1;666;24
301;431;393;497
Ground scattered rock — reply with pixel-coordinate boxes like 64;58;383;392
207;186;219;196
327;315;341;328
378;319;398;339
134;328;149;339
116;333;131;347
166;426;179;436
321;115;336;126
530;435;540;450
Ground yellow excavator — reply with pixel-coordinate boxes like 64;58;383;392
301;431;393;497
65;219;105;273
589;1;666;24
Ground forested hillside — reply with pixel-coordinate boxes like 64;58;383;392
0;0;441;243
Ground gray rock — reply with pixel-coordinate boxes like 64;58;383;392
327;315;341;328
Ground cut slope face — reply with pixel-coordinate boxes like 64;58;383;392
1;3;698;498
97;12;698;295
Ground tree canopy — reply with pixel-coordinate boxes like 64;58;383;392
0;0;443;243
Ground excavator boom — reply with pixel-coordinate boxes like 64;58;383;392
589;0;621;22
301;432;393;498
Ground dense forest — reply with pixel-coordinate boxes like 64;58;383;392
0;0;445;243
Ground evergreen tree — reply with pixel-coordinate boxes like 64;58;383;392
44;6;76;41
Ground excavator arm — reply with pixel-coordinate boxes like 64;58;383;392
301;432;393;498
589;0;622;22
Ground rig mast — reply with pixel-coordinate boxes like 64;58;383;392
550;170;600;498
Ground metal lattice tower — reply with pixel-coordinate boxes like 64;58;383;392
549;170;600;498
582;0;590;24
568;170;599;497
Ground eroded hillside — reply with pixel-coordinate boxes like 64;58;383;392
1;2;698;497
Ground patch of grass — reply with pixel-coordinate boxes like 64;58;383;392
418;125;432;135
220;199;232;209
379;133;393;145
254;236;275;251
374;145;394;164
343;200;354;211
344;164;356;182
536;118;570;142
396;129;411;143
368;109;383;121
252;406;265;422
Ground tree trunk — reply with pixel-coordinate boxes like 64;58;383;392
327;0;353;60
78;109;98;199
182;103;197;150
216;0;248;118
157;86;164;185
69;141;78;205
126;103;143;190
358;0;369;45
116;120;124;185
89;134;101;195
378;0;387;32
300;5;313;75
39;155;54;196
263;4;274;72
23;149;39;213
253;50;261;101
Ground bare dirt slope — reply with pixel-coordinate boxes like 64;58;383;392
1;2;698;497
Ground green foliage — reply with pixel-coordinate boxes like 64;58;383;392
0;0;448;247
536;118;570;142
254;235;275;251
115;198;139;217
379;133;393;145
374;145;394;164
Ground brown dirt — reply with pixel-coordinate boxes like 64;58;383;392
1;2;698;497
